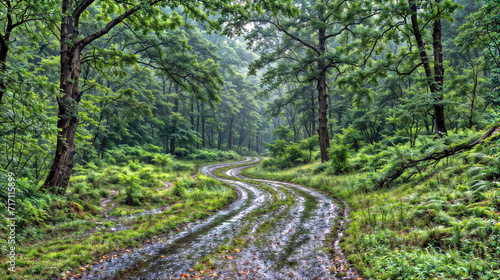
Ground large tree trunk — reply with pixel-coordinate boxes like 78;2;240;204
409;0;447;136
0;41;8;103
432;15;447;135
43;35;83;195
317;27;330;162
170;139;176;154
0;21;12;103
43;0;148;194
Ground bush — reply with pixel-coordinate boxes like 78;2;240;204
128;160;142;172
86;171;100;188
117;174;143;206
174;148;190;158
328;144;351;173
171;184;187;199
171;162;192;172
152;154;172;171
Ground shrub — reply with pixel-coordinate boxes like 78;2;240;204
152;154;172;171
128;160;142;172
174;148;190;158
328;144;351;173
171;184;187;199
117;174;143;206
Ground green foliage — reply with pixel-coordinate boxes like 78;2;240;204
152;154;172;171
245;130;500;279
264;139;309;168
328;144;351;173
117;174;143;206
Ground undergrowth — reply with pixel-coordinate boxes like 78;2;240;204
243;131;500;279
0;146;241;279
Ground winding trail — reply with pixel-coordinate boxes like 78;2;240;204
83;158;358;280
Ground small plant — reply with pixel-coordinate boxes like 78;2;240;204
328;144;351;173
128;160;142;172
118;174;143;206
152;154;172;172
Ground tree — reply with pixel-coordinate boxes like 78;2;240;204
0;0;57;103
300;135;318;162
43;0;243;195
225;0;374;162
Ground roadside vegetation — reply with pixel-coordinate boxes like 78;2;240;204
0;146;239;279
245;128;500;279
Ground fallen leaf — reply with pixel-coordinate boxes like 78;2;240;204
79;267;86;272
334;257;339;262
126;250;131;253
289;229;293;232
161;255;166;258
189;268;195;271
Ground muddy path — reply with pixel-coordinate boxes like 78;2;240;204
82;157;359;280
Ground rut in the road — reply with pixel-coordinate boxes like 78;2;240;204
83;158;358;280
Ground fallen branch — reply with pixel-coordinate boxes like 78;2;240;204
379;125;500;188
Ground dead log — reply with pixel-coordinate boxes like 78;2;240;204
379;125;500;188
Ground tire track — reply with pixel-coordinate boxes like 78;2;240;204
83;158;359;280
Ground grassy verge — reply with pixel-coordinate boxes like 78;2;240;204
0;156;240;279
243;139;500;279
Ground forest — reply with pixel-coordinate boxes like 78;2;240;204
0;0;499;279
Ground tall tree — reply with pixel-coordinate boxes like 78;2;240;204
225;0;373;162
43;0;241;195
0;0;57;103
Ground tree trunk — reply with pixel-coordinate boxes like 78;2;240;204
43;45;83;195
201;103;206;147
43;0;148;194
409;0;447;136
0;21;12;103
317;27;330;162
432;14;447;135
170;139;176;154
173;83;179;113
228;119;233;150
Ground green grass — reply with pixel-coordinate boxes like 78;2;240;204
243;140;500;280
0;157;240;279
